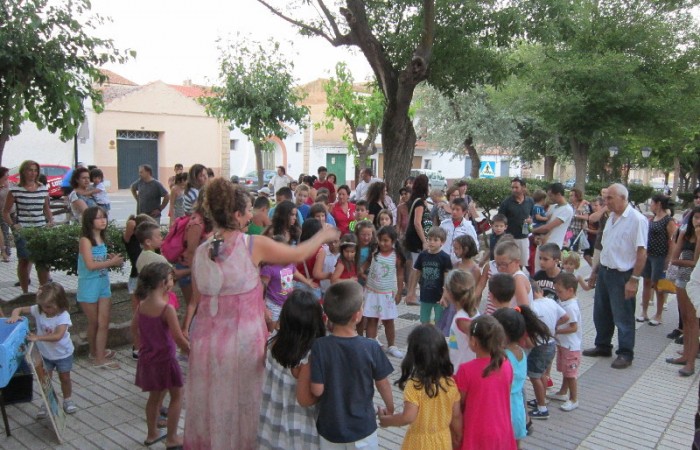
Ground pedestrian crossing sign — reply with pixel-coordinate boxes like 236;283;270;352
479;161;496;179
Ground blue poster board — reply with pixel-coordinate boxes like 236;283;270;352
479;161;496;179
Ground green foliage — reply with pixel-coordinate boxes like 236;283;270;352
0;0;133;160
467;178;513;221
202;37;309;186
678;192;696;208
319;62;385;170
21;224;126;276
628;184;656;208
583;181;607;198
523;178;549;193
413;83;519;159
506;0;700;190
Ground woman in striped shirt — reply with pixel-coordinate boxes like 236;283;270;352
3;160;53;293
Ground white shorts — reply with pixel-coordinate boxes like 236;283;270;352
320;430;378;450
363;290;398;320
515;237;529;268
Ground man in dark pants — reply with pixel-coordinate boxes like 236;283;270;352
498;177;534;271
584;183;648;369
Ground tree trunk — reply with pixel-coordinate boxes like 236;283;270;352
464;136;480;179
254;142;264;189
569;136;588;193
381;109;417;201
544;155;557;181
672;156;680;197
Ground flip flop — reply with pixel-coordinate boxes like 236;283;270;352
666;357;687;365
144;434;167;446
89;349;116;360
93;361;120;370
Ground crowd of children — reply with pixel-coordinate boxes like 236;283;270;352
4;169;621;450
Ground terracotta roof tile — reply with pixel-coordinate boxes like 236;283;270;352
99;69;138;86
168;84;214;98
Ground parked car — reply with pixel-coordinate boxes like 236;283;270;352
239;169;276;192
410;169;448;191
8;164;70;199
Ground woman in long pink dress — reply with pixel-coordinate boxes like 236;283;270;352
184;178;339;449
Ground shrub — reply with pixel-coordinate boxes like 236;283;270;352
628;184;655;208
21;223;127;275
678;192;695;209
467;178;513;221
522;178;549;193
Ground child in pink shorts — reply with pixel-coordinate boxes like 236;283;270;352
548;273;582;412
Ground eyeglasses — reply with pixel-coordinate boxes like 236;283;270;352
495;260;513;268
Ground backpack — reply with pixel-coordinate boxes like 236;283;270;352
161;215;191;263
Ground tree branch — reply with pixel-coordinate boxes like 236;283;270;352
316;0;343;40
255;0;337;45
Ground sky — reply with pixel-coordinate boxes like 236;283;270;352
91;0;373;87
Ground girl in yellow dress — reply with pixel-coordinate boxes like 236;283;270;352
378;324;462;449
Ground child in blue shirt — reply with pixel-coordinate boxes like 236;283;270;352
310;281;394;447
531;190;548;229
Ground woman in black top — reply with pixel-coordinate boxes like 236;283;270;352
366;181;387;228
404;175;432;305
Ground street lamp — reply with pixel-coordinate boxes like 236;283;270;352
609;146;619;157
641;146;652;158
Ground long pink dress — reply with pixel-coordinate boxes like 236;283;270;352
184;232;266;449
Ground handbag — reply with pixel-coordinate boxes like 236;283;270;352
657;278;677;294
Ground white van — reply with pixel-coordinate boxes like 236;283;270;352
410;169;448;191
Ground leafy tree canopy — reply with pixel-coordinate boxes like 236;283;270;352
0;0;133;161
201;38;309;187
319;62;384;174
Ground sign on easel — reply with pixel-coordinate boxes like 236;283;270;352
25;343;64;443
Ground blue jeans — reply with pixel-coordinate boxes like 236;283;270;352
593;265;636;359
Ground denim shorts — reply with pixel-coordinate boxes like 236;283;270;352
77;274;111;303
175;263;192;288
43;354;73;374
642;255;667;282
527;340;556;378
15;235;30;259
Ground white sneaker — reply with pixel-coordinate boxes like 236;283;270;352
560;400;579;411
36;404;47;419
63;399;77;414
546;393;569;402
387;346;404;358
375;337;384;348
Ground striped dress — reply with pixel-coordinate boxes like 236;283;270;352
10;184;49;227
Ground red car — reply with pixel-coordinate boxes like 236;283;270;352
8;164;70;199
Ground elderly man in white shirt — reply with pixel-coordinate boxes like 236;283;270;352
584;183;648;369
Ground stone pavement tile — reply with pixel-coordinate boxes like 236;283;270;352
84;431;128;449
525;434;579;450
583;434;639;450
5;423;55;449
0;435;29;449
99;427;143;448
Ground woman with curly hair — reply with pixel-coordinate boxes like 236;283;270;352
184;178;338;449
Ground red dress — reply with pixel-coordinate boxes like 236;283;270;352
331;202;356;235
455;357;516;450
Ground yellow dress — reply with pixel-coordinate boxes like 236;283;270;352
402;377;460;450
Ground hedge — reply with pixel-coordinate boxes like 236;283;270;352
21;223;127;275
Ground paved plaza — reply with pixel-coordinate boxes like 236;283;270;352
0;194;695;449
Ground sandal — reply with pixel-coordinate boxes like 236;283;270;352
157;415;167;429
666;357;687;365
144;434;167;446
88;349;116;360
93;361;120;370
679;368;695;377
